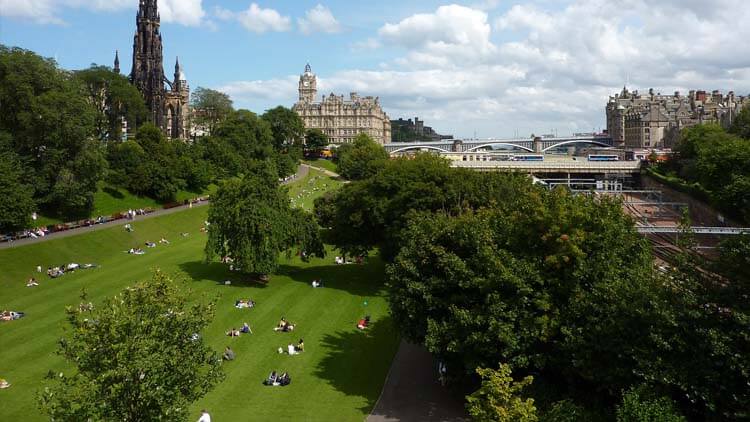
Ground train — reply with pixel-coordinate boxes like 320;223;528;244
587;154;619;162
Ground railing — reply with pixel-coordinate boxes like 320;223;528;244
636;226;750;235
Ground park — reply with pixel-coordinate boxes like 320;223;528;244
0;171;401;421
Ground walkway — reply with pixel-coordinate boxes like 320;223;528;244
0;164;311;250
367;341;468;422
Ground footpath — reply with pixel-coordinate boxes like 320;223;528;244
0;164;312;251
367;341;468;422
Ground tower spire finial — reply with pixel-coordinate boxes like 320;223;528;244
114;50;120;74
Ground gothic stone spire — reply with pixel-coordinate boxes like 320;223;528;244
132;0;166;128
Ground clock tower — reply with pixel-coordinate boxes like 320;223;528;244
298;63;317;104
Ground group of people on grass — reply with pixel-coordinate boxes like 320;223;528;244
278;339;305;356
234;299;255;309
263;371;291;386
226;322;253;337
1;310;24;322
45;263;96;279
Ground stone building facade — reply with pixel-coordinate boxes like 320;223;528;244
292;64;391;145
121;0;190;140
607;87;749;149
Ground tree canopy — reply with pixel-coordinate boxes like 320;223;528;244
39;270;224;421
335;133;389;180
191;87;234;136
304;128;329;152
205;163;324;276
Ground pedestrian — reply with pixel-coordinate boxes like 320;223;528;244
197;409;211;422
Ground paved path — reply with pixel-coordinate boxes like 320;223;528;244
1;165;312;251
367;341;468;422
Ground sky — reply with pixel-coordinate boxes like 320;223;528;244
2;0;750;138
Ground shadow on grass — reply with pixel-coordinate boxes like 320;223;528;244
178;261;269;288
276;260;385;298
314;316;400;414
103;186;125;199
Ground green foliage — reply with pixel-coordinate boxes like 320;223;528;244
38;270;224;421
335;133;389;180
305;128;328;152
0;146;35;232
466;364;538;422
0;45;103;218
667;123;750;223
205;163;324;275
540;400;596;422
191;87;234;136
616;386;685;422
74;65;147;141
262;106;305;152
729;105;750;139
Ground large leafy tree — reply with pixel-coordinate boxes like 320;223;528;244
335;133;389;180
0;46;103;218
39;270;224;421
75;65;147;141
304;128;328;153
191;87;234;136
0;145;35;232
729;104;750;140
205;163;324;276
262;106;305;152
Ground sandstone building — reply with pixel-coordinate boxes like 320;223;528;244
606;87;748;149
292;64;391;145
117;0;190;140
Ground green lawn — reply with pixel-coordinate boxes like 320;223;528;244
288;169;343;210
34;183;216;228
302;159;338;173
0;206;399;421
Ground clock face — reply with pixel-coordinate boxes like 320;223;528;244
303;81;310;87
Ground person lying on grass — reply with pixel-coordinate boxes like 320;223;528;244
145;241;156;248
296;339;305;353
264;371;278;385
241;323;252;334
226;328;241;337
26;278;39;287
274;318;295;332
1;310;24;321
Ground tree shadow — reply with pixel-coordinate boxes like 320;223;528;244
313;316;401;414
178;261;269;289
275;259;385;298
103;186;125;199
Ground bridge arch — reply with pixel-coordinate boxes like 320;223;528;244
389;145;451;155
465;143;534;152
541;140;613;152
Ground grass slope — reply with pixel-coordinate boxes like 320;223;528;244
0;198;398;421
302;159;338;173
288;169;343;211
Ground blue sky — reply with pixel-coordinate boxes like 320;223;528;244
2;0;749;137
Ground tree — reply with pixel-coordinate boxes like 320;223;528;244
38;270;224;421
0;147;35;232
191;87;233;136
335;133;389;180
205;163;324;276
75;65;147;141
262;106;305;152
729;105;750;140
616;386;686;422
466;364;538;422
304;128;328;153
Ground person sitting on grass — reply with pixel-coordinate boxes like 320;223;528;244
357;315;371;330
274;317;287;331
311;279;323;288
287;343;297;355
223;346;235;361
226;328;240;337
159;238;170;245
241;322;252;334
296;339;305;353
0;378;10;389
274;319;295;332
278;372;291;386
264;371;278;386
26;278;39;287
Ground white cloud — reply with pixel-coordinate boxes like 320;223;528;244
159;0;205;27
378;4;496;68
0;0;206;26
298;4;341;35
204;1;750;137
217;3;291;33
